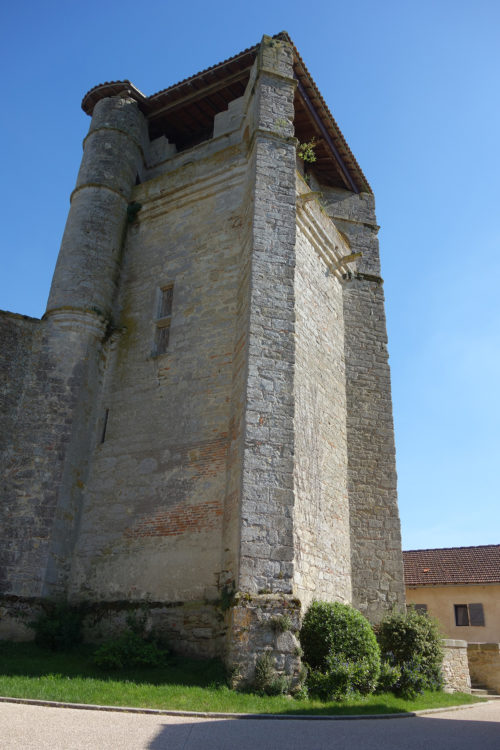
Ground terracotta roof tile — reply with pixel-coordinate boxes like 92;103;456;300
403;545;500;586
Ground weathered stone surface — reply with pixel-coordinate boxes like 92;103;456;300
293;178;351;608
0;35;405;679
468;642;500;694
323;186;405;622
442;639;471;693
225;593;301;686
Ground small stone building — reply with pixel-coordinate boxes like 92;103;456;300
0;33;404;682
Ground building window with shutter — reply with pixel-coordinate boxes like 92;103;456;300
454;603;485;626
469;603;485;626
154;284;174;356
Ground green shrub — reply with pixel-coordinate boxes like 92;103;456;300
93;630;168;670
300;601;380;701
396;658;429;698
254;650;275;695
93;615;168;670
267;674;291;696
30;602;83;651
252;651;291;696
377;608;443;697
300;602;380;673
376;660;401;693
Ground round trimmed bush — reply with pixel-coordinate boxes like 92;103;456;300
299;601;380;699
377;608;443;697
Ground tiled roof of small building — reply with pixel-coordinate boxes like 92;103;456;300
403;545;500;586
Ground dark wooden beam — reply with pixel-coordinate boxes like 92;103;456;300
295;78;359;193
147;68;251;122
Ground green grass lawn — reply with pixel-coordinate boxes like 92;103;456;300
0;642;484;716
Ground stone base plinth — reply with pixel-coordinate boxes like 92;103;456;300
225;593;302;688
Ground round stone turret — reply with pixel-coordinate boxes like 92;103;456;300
46;95;148;319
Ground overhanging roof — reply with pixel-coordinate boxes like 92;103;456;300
404;545;500;586
81;33;371;193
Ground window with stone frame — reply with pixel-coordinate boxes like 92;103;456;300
154;284;174;355
454;603;485;626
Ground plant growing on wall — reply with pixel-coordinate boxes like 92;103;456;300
297;138;317;163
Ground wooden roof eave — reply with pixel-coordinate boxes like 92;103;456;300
275;31;371;194
80;33;371;195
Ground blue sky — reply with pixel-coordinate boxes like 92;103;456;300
1;1;499;551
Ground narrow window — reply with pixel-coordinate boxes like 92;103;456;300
101;408;109;443
469;603;485;626
154;284;174;355
454;604;469;626
158;285;174;319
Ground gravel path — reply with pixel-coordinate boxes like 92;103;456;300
1;700;499;749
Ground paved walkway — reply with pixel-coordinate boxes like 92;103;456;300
1;700;499;749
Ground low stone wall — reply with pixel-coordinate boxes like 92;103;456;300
441;639;471;693
0;596;43;641
82;600;225;659
468;642;500;694
0;595;224;659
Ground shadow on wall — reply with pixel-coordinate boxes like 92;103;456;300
147;712;500;750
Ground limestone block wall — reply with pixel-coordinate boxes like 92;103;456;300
292;185;351;607
323;186;405;621
1;36;406;669
0;310;107;602
237;37;297;596
468;643;500;694
441;639;471;693
0;312;40;596
219;155;254;593
46;96;149;316
225;593;301;688
68;137;250;606
0;94;150;610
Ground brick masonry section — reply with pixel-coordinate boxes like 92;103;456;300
125;500;223;538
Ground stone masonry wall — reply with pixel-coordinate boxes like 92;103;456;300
0;310;108;603
0;312;40;597
293;181;351;608
322;186;405;621
468;642;500;694
1;37;405;673
441;639;471;693
0;95;149;613
68;136;249;608
237;36;297;596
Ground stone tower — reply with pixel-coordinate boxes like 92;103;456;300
0;33;405;683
